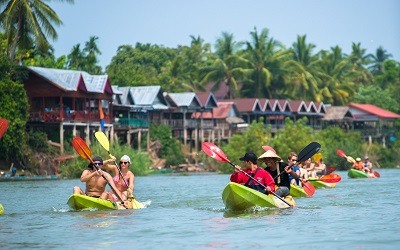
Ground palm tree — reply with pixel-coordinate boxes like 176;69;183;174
347;42;373;85
284;35;323;101
67;44;84;70
369;46;392;75
317;46;355;105
241;27;287;98
201;32;246;99
0;0;74;61
82;36;102;74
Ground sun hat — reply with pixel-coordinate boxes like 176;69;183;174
356;157;361;162
258;150;282;161
120;155;131;163
364;156;369;160
239;152;258;164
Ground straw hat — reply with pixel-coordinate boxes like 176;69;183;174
356;157;361;162
258;150;282;161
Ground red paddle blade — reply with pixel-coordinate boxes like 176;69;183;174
326;166;336;175
301;180;315;196
320;174;341;183
0;118;9;139
202;142;230;163
72;137;92;162
336;149;347;158
262;145;276;153
373;171;380;177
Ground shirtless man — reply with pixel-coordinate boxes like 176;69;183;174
73;156;123;200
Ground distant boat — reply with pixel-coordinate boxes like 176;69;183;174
0;175;61;182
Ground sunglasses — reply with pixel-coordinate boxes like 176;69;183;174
120;161;129;165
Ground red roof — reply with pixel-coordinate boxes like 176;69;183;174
349;103;400;119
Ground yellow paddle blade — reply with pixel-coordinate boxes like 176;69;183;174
313;152;322;163
95;131;110;151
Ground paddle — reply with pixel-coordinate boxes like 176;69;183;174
94;131;134;199
71;136;127;208
0;118;9;139
309;173;342;183
202;142;293;208
336;149;356;163
265;142;322;181
300;179;315;196
326;166;336;175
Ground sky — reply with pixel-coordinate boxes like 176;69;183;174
49;0;400;70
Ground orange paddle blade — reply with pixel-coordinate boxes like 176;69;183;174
336;149;347;158
0;118;9;139
71;137;92;162
373;171;380;177
202;142;230;163
301;180;315;196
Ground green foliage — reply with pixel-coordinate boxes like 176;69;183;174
0;79;29;161
149;123;184;167
220;119;271;173
27;131;51;153
314;127;363;170
273;117;314;160
354;85;399;113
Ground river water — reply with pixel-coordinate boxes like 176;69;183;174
0;169;399;249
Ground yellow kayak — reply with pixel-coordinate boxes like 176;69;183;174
67;194;144;210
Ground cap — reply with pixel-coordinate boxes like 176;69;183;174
258;150;282;161
120;155;131;163
356;157;361;162
239;152;258;164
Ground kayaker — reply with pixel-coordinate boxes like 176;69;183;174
287;152;301;186
302;158;317;178
352;157;364;171
315;158;327;177
363;157;377;178
103;155;135;202
73;156;124;201
258;150;299;197
230;152;275;194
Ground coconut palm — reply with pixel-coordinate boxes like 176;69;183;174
0;0;74;61
347;42;373;85
369;46;392;75
284;35;323;101
201;32;246;99
317;46;355;105
241;27;287;98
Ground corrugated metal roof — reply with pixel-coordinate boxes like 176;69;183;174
28;66;81;91
81;72;108;93
349;103;400;119
167;92;202;108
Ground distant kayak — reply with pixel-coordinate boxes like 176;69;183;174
222;182;296;211
67;194;144;211
0;203;4;215
348;169;379;178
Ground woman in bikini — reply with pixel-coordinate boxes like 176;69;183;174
103;155;135;202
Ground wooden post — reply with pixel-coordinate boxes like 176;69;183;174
60;123;64;154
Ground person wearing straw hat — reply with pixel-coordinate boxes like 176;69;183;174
230;151;276;194
258;150;299;197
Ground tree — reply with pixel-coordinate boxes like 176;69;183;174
241;27;287;98
369;46;392;75
353;85;399;113
201;32;246;99
0;0;74;61
347;42;373;86
317;46;355;105
284;35;322;101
